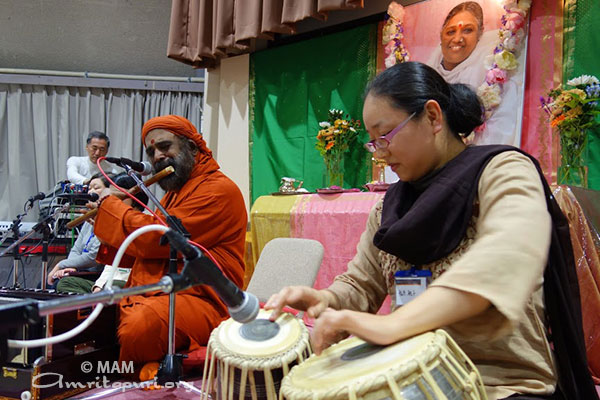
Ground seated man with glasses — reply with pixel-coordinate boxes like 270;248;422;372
66;131;119;184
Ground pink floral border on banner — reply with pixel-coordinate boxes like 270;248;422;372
520;0;563;184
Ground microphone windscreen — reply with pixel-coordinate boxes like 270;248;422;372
88;193;100;201
140;161;153;176
229;292;259;323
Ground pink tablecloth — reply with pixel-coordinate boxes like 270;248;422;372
250;191;390;313
291;192;385;289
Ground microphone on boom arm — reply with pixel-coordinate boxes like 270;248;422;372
26;192;46;208
163;229;259;324
105;157;153;176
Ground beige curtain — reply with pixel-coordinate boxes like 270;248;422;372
168;0;364;68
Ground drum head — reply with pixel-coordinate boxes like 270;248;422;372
282;332;442;398
216;309;304;358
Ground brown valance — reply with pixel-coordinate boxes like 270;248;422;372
167;0;364;68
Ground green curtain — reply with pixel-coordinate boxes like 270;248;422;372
250;24;377;204
563;0;600;189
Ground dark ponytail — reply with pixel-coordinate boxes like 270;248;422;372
446;82;485;136
365;62;484;138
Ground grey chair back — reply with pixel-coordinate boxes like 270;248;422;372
246;238;324;303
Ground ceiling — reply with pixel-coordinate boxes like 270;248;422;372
0;0;198;77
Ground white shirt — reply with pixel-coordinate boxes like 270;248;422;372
66;156;118;184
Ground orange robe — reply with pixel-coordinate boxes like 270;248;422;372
94;157;247;366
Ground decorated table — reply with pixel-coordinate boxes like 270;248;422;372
250;191;385;291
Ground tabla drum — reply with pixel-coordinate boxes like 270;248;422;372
280;329;487;400
201;309;311;400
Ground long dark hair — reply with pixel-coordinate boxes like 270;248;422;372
89;172;111;188
111;173;149;211
365;62;484;138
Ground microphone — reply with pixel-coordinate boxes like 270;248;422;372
87;193;99;201
27;192;46;206
164;229;259;324
105;157;153;176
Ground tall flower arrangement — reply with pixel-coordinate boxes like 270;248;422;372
382;2;409;69
315;109;361;187
477;0;531;128
541;75;600;187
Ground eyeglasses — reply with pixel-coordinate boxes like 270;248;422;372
364;112;416;153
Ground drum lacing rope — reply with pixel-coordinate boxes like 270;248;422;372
385;373;403;400
437;329;486;399
202;317;311;400
209;330;310;371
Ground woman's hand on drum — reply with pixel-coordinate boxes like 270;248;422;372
311;307;350;355
264;286;336;321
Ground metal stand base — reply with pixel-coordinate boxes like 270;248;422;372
156;353;186;385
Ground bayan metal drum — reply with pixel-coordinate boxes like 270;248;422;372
280;329;487;400
201;309;311;400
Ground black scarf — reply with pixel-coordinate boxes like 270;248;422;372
374;145;597;399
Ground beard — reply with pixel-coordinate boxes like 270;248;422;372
152;146;196;192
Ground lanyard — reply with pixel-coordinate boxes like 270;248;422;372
82;231;95;253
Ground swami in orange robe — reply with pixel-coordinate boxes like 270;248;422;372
94;115;247;368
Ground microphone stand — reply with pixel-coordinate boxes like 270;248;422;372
37;205;66;290
10;214;24;288
120;164;189;385
1;203;36;287
0;205;69;289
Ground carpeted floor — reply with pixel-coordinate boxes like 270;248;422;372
69;377;205;400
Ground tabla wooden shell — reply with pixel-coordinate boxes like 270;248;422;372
280;329;487;400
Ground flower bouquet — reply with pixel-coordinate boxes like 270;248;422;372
315;109;361;188
541;74;600;187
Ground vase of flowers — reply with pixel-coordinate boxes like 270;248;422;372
315;109;361;188
542;74;600;188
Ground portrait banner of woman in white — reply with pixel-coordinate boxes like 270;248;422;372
401;0;528;147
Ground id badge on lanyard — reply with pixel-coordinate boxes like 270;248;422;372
394;267;432;306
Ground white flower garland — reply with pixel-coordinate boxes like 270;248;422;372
477;0;532;125
382;2;410;69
